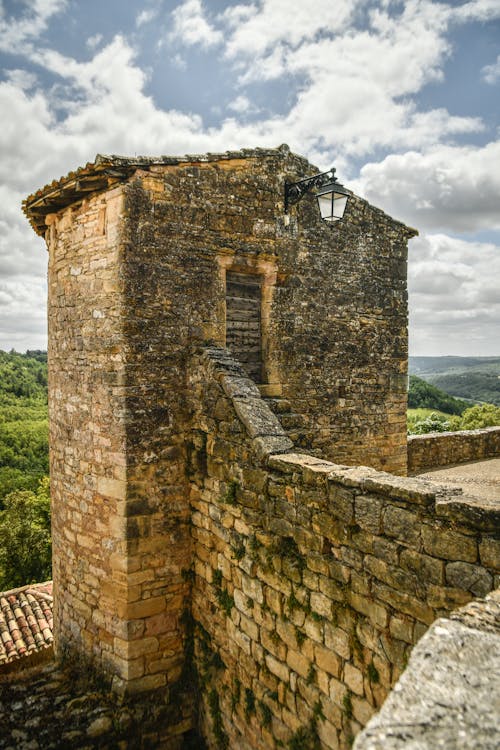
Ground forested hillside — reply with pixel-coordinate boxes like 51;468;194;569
0;350;49;503
0;351;51;589
408;375;469;415
409;356;500;406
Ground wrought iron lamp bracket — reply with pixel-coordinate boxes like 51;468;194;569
284;169;337;212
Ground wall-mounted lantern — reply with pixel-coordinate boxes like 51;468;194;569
284;168;350;223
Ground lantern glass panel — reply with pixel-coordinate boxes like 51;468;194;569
332;193;348;221
318;193;333;220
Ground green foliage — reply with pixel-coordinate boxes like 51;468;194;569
407;411;452;435
295;627;306;647
408;401;500;434
208;689;228;749
431;371;500;407
231;678;241;712
306;664;316;685
0;477;51;589
458;402;500;429
220;480;239;505
0;350;49;502
212;568;234;616
287;703;323;750
244;688;256;721
408;375;469;415
272;536;305;573
367;661;380;684
230;534;246;561
259;700;272;729
0;350;47;401
342;690;353;719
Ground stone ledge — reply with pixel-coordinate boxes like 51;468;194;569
353;590;500;750
269;452;500;531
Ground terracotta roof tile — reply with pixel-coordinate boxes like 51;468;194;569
0;581;53;666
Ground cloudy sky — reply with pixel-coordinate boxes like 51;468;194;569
1;0;499;355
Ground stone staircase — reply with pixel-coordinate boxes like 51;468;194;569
262;395;309;448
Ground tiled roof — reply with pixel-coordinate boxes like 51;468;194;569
0;581;53;666
22;145;292;236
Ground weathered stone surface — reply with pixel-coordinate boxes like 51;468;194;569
354;593;500;750
19;146;500;750
408;428;500;474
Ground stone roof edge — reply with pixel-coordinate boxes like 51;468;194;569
22;144;294;235
23;142;418;239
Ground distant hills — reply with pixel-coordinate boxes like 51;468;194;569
409;356;500;407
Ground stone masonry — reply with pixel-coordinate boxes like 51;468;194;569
408;426;500;473
17;146;500;748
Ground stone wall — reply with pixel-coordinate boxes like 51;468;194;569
408;427;500;473
188;348;500;750
354;590;500;749
37;145;414;704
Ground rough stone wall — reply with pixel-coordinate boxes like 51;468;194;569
45;180;193;741
354;590;500;750
114;147;412;476
46;186;131;677
36;146;415;741
408;427;500;473
188;348;499;750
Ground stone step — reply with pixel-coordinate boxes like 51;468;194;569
264;397;292;414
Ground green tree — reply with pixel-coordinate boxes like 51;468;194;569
408;375;469;415
0;478;51;589
458;403;500;430
408;412;452;435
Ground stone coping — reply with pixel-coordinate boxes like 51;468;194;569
353;589;500;750
202;347;500;532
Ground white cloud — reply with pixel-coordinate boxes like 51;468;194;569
136;8;158;27
409;233;500;356
218;0;482;163
222;0;357;58
169;0;223;48
0;0;67;54
482;54;500;84
86;33;103;49
228;95;256;114
4;69;38;90
452;0;500;22
0;1;499;353
352;141;500;233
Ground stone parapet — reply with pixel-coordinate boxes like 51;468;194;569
188;348;500;749
408;427;500;473
353;590;500;749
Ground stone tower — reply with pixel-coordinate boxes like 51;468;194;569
23;145;416;699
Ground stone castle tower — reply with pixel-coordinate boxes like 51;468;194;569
23;145;417;723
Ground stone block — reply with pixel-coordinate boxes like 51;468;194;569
286;649;310;678
445;561;493;597
355;494;383;534
422;525;477;563
344;662;364;696
242;573;264;604
314;644;341;677
265;653;290;683
383;505;420;547
310;592;333;618
400;548;444;585
479;537;500;571
324;624;351;661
